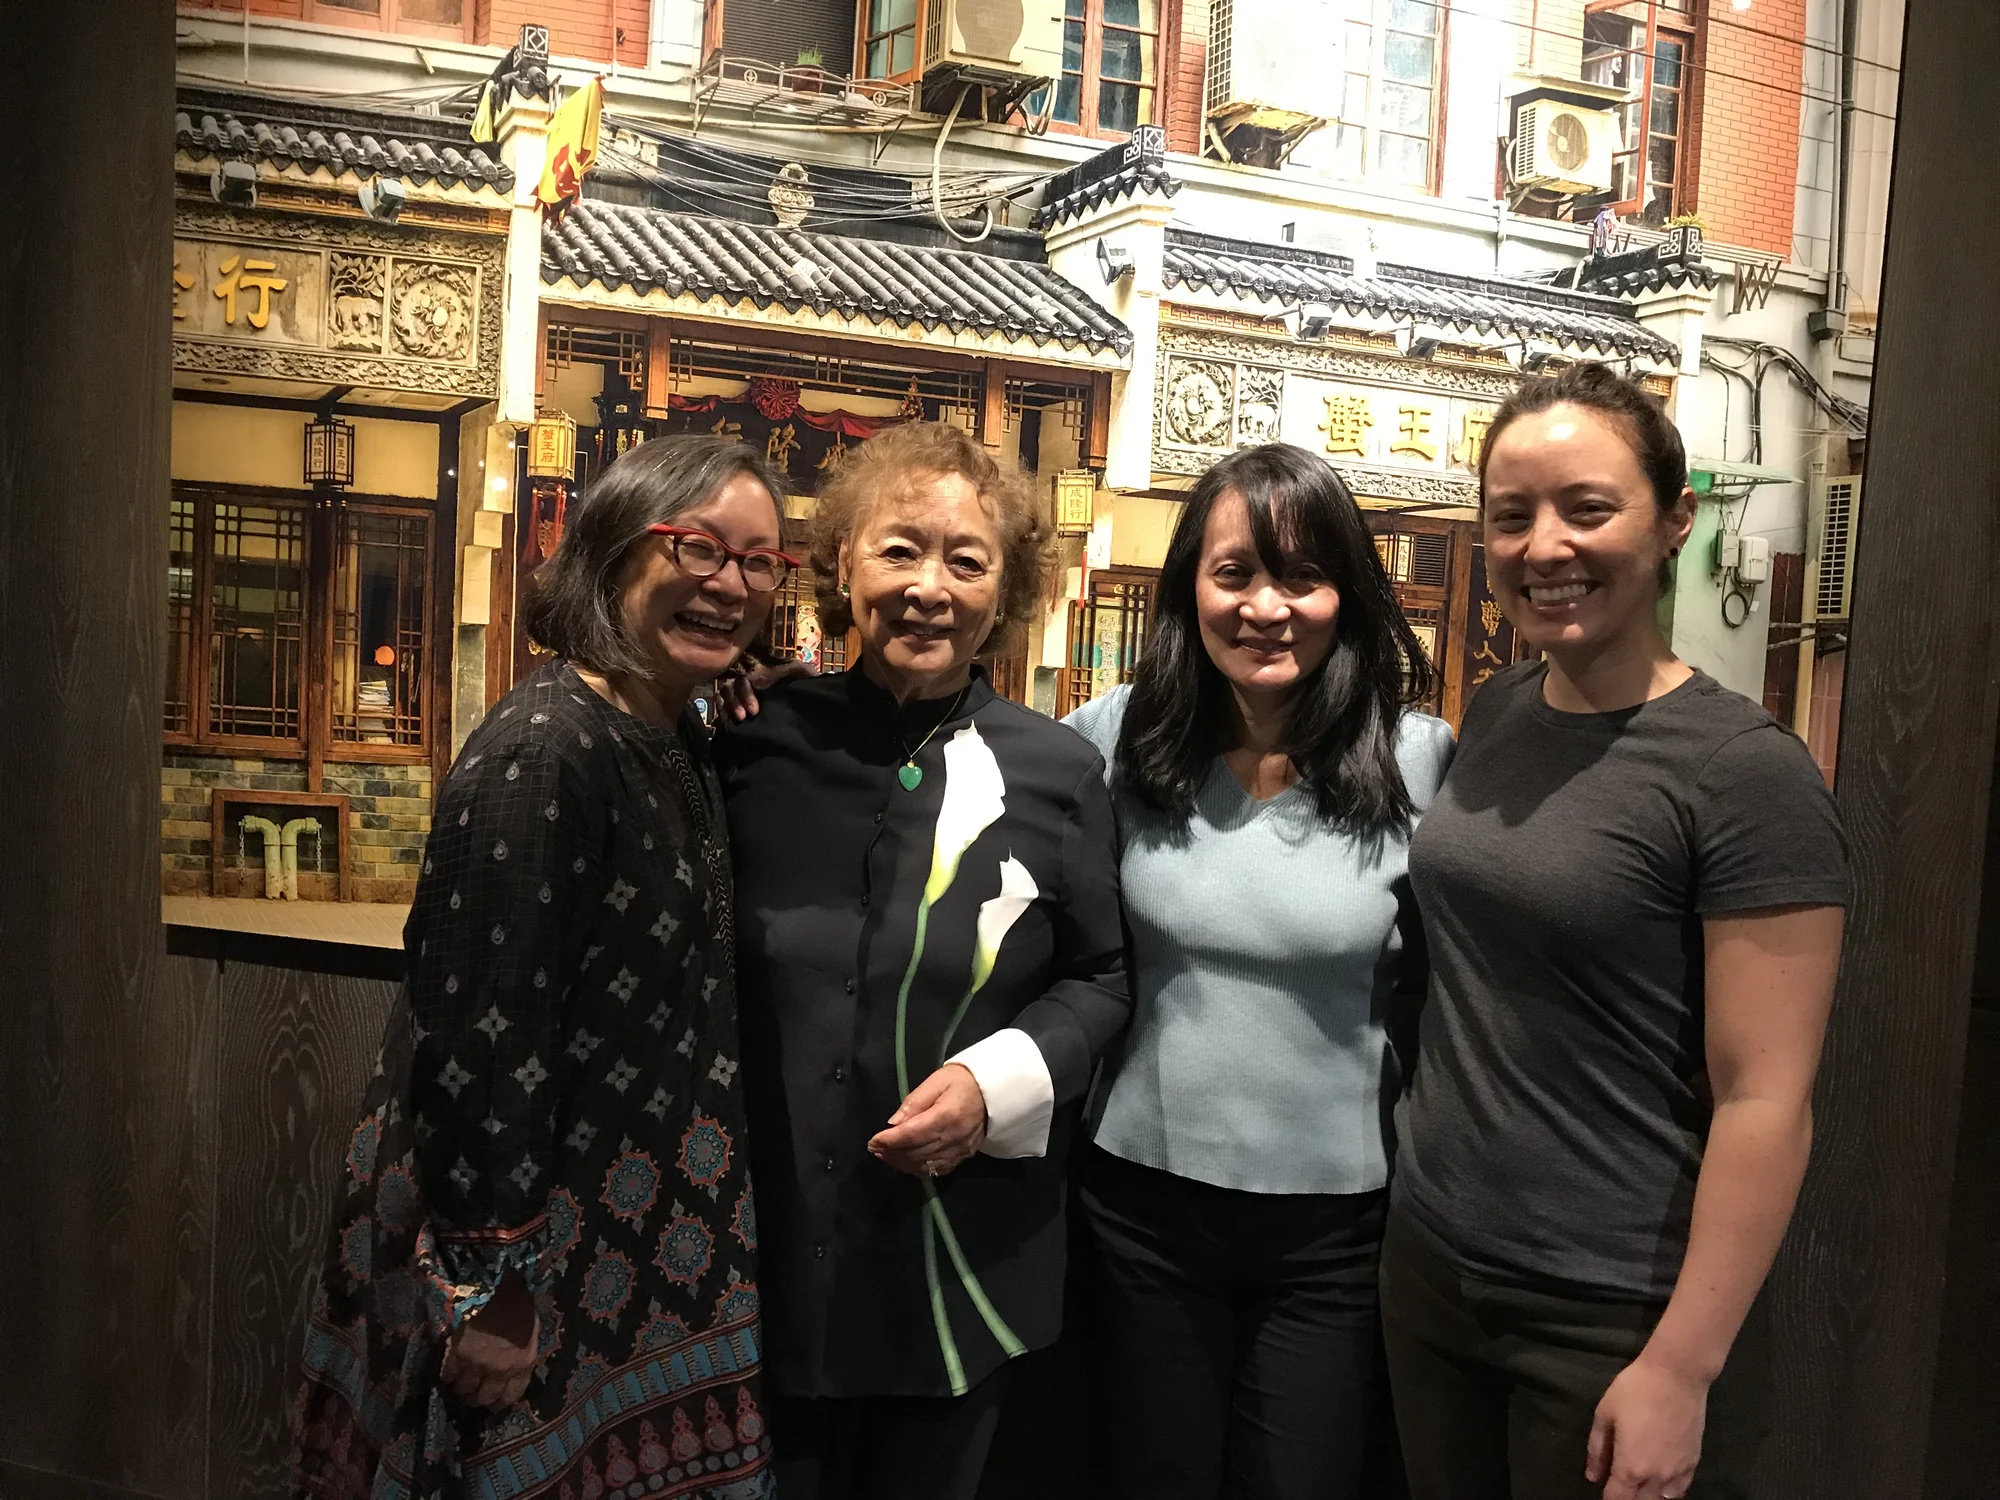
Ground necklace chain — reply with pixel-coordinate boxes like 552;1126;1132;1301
895;683;970;773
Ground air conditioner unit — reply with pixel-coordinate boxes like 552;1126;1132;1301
1204;0;1342;133
1806;474;1863;624
921;0;1063;82
1510;98;1617;194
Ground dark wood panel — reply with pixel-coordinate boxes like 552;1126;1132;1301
0;1458;175;1500
208;964;398;1500
1755;0;2000;1493
0;3;199;1495
1925;1007;2000;1498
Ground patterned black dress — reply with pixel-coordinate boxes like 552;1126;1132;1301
295;661;772;1500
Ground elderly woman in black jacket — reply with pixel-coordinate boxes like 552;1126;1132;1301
716;421;1131;1500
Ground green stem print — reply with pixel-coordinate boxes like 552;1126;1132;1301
922;1191;968;1394
894;901;932;1097
897;725;1037;1391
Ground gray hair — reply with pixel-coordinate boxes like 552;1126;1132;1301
524;434;786;678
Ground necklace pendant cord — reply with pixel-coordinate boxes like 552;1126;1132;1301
892;683;970;793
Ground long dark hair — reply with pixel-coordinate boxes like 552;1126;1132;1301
524;434;785;678
1116;443;1434;835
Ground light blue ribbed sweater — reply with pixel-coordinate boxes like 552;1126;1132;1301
1065;686;1455;1195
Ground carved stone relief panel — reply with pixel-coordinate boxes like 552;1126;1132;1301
390;262;477;362
326;253;388;352
1160;358;1235;449
171;205;503;397
1235;367;1283;447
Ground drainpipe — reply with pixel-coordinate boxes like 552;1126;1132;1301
241;816;283;900
281;817;321;902
1831;0;1859;315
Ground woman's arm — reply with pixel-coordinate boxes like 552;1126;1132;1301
1587;903;1845;1500
870;756;1132;1174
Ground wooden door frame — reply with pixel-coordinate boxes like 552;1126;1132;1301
1760;0;2000;1493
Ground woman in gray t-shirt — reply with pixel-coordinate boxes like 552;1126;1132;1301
1065;443;1453;1500
1385;363;1849;1500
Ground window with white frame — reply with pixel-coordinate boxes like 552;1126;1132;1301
1313;0;1443;188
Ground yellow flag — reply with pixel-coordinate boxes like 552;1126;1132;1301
469;80;496;144
538;78;604;216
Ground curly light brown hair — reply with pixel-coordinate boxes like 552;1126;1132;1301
808;420;1054;656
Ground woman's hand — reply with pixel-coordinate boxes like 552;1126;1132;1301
1585;1353;1710;1500
868;1063;988;1177
440;1270;541;1410
719;657;815;722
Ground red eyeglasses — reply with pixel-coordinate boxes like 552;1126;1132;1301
648;525;801;593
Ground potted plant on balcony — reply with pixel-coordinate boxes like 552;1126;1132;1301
792;48;826;95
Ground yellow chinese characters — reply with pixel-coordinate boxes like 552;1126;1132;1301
1455;408;1496;469
172;259;196;321
1392;403;1439;463
766;422;800;468
1320;394;1373;457
212;254;289;330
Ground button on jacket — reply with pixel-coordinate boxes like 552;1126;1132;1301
717;666;1131;1399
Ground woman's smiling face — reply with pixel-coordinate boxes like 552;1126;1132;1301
1481;402;1694;657
1193;487;1342;706
842;470;1003;701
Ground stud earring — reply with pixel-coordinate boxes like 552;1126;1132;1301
839;582;850;598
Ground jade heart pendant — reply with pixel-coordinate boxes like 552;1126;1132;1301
897;763;923;791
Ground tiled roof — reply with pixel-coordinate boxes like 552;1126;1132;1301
175;88;513;193
1032;127;1181;230
1163;229;1677;362
544;200;1131;357
1555;243;1722;297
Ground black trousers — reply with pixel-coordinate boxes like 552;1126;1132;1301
770;1365;1013;1500
1080;1145;1390;1500
1379;1208;1772;1500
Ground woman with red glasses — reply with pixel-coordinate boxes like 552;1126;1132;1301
295;435;795;1500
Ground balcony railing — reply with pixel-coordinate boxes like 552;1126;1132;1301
690;54;921;135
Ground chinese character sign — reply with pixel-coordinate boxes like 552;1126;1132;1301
1319;394;1374;456
172;240;318;343
1280;377;1500;474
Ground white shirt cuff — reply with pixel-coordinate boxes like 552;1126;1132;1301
947;1028;1055;1159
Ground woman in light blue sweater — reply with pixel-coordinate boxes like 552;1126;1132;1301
1065;443;1453;1500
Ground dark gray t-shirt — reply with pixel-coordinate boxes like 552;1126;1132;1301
1395;662;1850;1300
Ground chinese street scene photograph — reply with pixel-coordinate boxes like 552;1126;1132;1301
4;0;1995;1498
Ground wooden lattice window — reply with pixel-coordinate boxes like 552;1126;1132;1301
209;501;309;743
1368;518;1452;716
166;496;197;736
332;508;431;746
166;486;435;759
1060;570;1157;715
759;565;850;675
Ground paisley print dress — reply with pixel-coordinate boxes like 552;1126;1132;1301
295;661;772;1500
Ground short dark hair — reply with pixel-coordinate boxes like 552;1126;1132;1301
1479;360;1688;510
1116;443;1435;835
807;421;1052;657
524;434;785;678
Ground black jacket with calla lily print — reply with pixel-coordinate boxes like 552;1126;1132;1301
717;664;1132;1399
